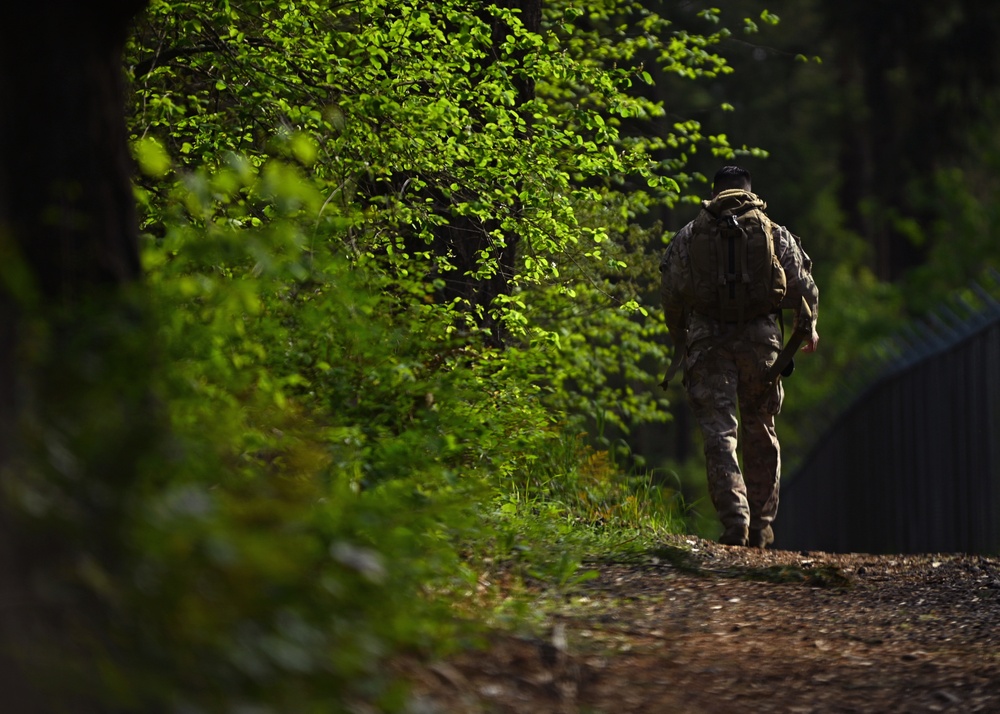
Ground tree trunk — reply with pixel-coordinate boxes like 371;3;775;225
0;2;150;710
436;0;540;348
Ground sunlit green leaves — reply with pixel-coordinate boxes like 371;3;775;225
120;5;760;703
760;9;781;25
128;0;741;311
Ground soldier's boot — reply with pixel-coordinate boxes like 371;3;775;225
748;525;774;549
719;524;749;547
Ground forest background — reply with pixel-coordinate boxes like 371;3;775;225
1;0;999;711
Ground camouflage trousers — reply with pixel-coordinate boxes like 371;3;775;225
683;336;783;532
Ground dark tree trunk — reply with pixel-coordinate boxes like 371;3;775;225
0;2;150;710
1;4;145;296
434;0;541;348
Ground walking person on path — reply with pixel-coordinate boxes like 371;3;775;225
659;166;820;548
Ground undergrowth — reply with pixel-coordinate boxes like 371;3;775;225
12;184;688;712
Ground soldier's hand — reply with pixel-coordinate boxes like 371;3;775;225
802;329;819;353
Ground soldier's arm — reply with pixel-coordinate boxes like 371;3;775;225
658;229;691;387
773;225;819;350
659;227;690;338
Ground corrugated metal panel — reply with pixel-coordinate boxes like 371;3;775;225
778;274;1000;554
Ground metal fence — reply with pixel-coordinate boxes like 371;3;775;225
777;274;1000;555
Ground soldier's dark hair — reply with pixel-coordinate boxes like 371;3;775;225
712;165;752;193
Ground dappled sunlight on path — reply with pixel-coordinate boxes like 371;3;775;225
403;534;1000;712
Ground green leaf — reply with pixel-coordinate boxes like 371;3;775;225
290;133;318;166
133;137;172;178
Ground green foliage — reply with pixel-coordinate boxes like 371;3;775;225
126;0;763;453
130;0;673;267
25;171;497;709
25;1;791;708
486;430;683;587
901;161;1000;314
114;152;691;709
33;0;1000;708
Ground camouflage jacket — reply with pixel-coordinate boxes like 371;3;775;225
660;216;819;351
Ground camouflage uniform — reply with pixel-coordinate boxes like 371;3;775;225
660;202;819;538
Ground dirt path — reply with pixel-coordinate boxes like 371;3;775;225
403;535;1000;713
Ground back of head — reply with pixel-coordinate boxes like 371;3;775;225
712;165;752;195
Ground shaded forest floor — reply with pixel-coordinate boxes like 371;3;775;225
400;534;1000;713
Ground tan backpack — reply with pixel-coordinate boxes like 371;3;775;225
685;189;787;323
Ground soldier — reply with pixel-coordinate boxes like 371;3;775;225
660;166;819;548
